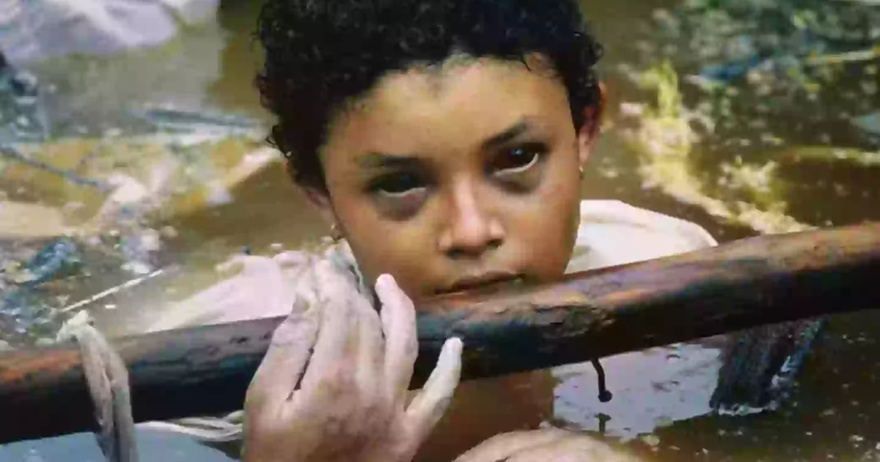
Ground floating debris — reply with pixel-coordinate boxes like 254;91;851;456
712;320;825;413
6;238;80;287
128;105;263;139
852;112;880;139
0;201;69;240
805;47;880;67
0;54;50;142
0;145;109;190
640;434;661;447
0;237;81;346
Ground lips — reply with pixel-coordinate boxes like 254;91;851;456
438;272;522;294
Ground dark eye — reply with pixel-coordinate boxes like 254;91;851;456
371;172;426;197
491;143;545;176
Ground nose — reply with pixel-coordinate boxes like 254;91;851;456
437;181;505;258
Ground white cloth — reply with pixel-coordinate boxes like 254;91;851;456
567;200;716;272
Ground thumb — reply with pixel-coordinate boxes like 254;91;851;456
404;337;463;441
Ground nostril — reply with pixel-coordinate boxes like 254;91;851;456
446;248;466;260
446;245;479;260
445;237;502;260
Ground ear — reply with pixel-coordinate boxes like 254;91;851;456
298;184;339;226
576;82;606;169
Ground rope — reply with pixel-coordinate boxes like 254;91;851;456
57;312;139;462
139;412;243;443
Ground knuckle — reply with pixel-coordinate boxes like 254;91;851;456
271;317;315;347
243;389;261;410
316;363;356;392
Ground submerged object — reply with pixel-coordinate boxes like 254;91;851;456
852;112;880;140
8;238;81;287
696;55;767;85
710;319;825;414
0;145;109;190
128;106;263;139
0;222;877;443
0;52;50;142
0;237;81;343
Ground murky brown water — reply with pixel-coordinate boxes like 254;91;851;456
1;0;878;460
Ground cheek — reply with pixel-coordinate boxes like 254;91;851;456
334;201;437;298
507;158;582;279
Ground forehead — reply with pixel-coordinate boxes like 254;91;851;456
321;55;574;160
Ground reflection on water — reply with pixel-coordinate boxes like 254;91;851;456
1;0;878;460
553;344;723;437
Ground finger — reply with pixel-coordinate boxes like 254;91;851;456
405;337;463;437
375;274;418;403
272;250;311;266
354;291;385;395
245;298;317;416
298;260;357;390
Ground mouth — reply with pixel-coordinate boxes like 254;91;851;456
437;272;523;294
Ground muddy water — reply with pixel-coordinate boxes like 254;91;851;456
1;0;879;460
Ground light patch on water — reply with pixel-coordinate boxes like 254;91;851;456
780;146;880;168
718;158;779;198
619;61;816;235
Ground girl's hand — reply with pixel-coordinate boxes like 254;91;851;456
242;260;463;462
454;429;643;462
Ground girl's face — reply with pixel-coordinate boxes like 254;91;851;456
310;55;596;303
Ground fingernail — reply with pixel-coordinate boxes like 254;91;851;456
375;273;396;291
446;337;463;354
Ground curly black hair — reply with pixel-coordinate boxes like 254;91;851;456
256;0;604;190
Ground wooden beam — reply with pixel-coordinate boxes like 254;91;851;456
0;223;878;444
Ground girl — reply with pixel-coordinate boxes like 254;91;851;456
147;0;717;459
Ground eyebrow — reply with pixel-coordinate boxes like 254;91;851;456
358;152;424;169
357;118;537;169
481;119;533;150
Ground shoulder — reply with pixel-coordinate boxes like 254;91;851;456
566;200;718;273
